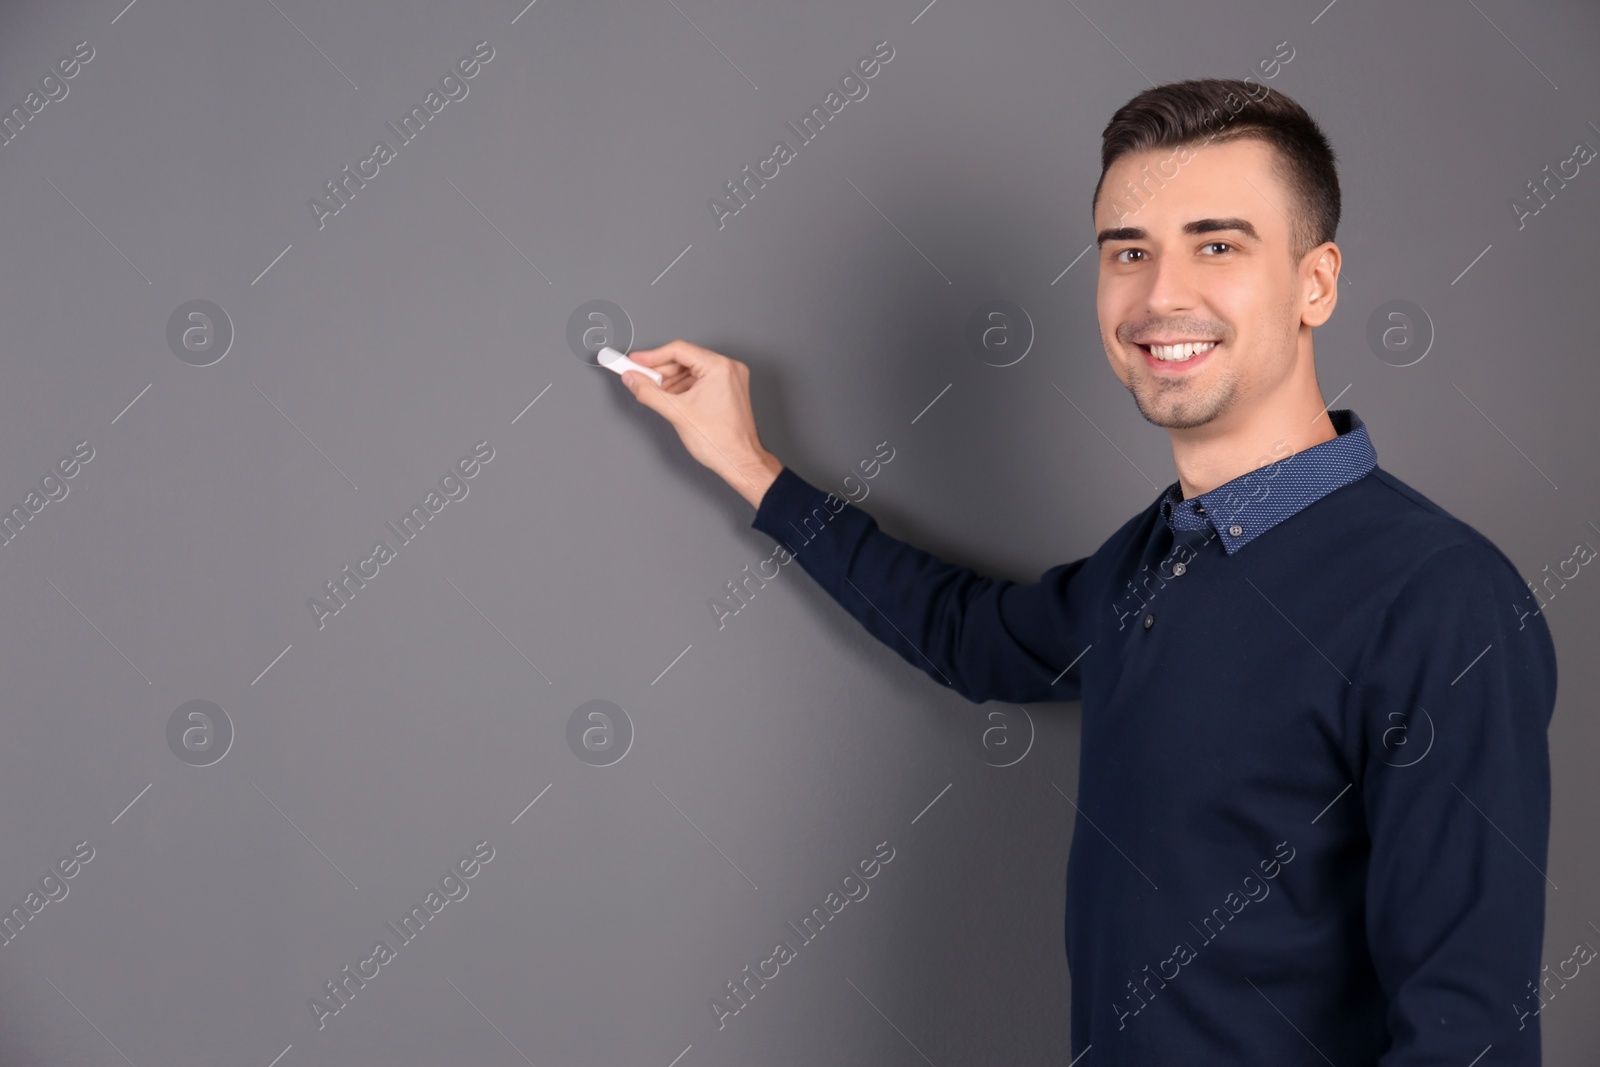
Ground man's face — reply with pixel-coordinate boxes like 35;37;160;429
1093;137;1325;431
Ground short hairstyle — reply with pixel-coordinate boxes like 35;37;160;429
1092;78;1341;263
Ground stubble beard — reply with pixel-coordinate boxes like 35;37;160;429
1123;349;1241;430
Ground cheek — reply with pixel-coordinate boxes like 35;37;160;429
1095;286;1141;377
1099;333;1133;384
1252;286;1301;347
1228;295;1299;378
1096;276;1134;339
1206;273;1277;344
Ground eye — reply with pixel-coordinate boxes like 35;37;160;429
1113;248;1147;264
1201;241;1234;255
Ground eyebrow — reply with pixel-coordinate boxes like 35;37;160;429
1096;217;1262;246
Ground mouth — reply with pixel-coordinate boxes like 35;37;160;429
1135;340;1219;371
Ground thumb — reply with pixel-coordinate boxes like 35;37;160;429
622;369;669;416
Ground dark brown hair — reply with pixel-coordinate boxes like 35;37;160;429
1093;78;1340;263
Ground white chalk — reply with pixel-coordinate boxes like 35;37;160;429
597;346;663;386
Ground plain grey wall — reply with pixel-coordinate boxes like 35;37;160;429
0;0;1596;1063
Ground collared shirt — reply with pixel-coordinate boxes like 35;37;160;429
750;408;1557;1065
1158;409;1378;552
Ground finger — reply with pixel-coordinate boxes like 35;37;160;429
627;350;679;375
632;340;715;372
623;371;668;414
626;346;669;366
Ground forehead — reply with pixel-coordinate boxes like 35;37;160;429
1095;137;1289;241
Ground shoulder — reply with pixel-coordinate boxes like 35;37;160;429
1321;466;1551;647
1342;467;1524;586
1349;468;1555;680
1080;489;1169;577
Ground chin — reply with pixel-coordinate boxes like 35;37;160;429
1131;388;1233;430
1143;408;1221;430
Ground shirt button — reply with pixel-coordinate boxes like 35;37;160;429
1194;505;1206;515
1228;524;1243;537
1171;562;1187;576
1143;613;1155;630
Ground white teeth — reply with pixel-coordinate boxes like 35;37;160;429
1147;341;1218;361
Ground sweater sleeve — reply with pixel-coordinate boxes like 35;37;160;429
1347;539;1558;1065
750;466;1092;705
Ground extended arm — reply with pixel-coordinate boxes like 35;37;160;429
750;464;1089;704
619;339;1091;704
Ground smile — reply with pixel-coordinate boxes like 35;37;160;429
1140;340;1218;362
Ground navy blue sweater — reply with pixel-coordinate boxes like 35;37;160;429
750;413;1557;1065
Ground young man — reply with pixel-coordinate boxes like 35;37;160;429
620;79;1557;1065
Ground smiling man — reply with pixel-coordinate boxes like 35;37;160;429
618;79;1557;1064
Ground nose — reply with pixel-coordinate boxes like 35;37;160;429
1141;247;1202;319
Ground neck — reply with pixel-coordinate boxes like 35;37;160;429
1168;344;1336;500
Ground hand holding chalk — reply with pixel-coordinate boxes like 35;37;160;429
616;340;783;510
597;346;663;387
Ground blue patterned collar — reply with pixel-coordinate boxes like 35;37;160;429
1158;409;1378;555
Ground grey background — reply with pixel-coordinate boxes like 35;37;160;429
0;0;1596;1063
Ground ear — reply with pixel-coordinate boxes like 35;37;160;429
1300;242;1340;328
1299;244;1337;327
